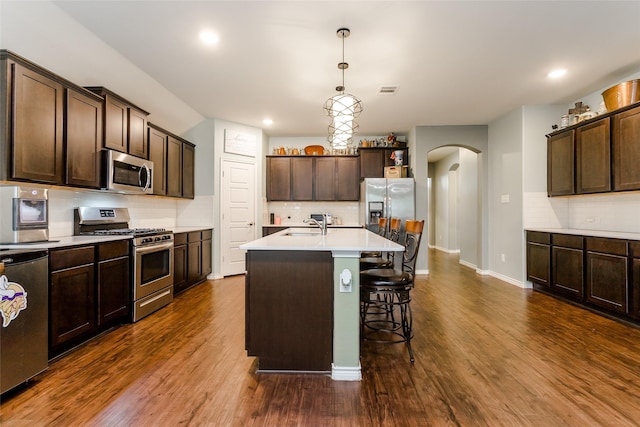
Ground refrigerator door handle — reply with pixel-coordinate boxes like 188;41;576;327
385;194;390;220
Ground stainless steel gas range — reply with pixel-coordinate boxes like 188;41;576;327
74;207;174;322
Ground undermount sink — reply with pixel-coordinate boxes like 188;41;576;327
283;231;322;237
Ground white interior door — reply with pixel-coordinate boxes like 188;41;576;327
221;159;256;276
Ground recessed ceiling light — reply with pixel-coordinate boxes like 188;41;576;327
199;30;219;46
263;118;273;126
547;69;567;79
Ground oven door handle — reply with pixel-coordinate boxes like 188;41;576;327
135;241;174;254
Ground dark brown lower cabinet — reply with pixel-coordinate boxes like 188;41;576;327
174;229;212;295
632;242;640;321
173;233;188;293
50;241;132;358
49;246;96;352
551;234;584;300
527;231;640;324
97;241;130;326
585;237;629;314
245;250;333;371
526;231;551;289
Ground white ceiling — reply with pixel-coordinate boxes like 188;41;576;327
53;1;640;138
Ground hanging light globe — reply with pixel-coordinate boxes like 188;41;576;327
323;28;363;149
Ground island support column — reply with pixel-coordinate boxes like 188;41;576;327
331;251;361;381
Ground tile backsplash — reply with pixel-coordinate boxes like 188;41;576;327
47;188;179;238
266;201;362;226
524;191;640;233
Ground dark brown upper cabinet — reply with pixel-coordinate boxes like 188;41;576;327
547;101;640;197
547;130;575;196
166;135;183;198
291;157;313;201
182;142;195;199
148;123;195;199
267;156;359;201
575;117;611;194
148;125;168;196
612;105;640;191
85;86;149;158
359;147;408;178
65;87;103;188
1;55;64;184
267;157;292;201
314;156;360;201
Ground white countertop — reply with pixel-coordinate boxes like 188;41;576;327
172;226;213;234
0;234;132;250
526;228;640;241
240;227;404;252
262;223;363;228
0;226;214;250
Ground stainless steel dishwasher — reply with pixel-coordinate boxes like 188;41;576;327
0;248;48;394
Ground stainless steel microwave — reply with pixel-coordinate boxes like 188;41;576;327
102;150;154;194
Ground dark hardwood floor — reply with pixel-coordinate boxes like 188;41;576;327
2;249;640;426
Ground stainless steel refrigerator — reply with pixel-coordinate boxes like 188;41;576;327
361;178;415;235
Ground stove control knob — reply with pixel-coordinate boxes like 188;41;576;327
142;238;152;244
154;236;161;242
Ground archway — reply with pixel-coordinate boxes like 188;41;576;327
427;146;479;270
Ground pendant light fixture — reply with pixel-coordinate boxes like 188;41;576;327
323;28;363;150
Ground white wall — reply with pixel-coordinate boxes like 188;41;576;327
414;126;489;274
458;148;478;268
488;109;524;285
0;0;204;134
432;151;459;252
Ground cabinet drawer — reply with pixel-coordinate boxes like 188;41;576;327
188;231;202;242
174;232;188;246
586;237;628;256
50;246;95;271
98;240;129;261
527;231;550;245
630;241;640;258
552;234;583;249
202;229;212;240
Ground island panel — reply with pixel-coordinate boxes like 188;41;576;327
245;250;333;371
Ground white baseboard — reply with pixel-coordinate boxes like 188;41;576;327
415;269;429;275
208;273;224;280
459;259;476;270
433;246;460;254
331;363;362;381
488;270;527;288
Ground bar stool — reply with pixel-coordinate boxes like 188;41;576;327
360;217;388;259
360;219;424;363
360;218;401;270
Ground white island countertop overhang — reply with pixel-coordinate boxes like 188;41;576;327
240;227;404;254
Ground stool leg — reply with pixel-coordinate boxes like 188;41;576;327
402;301;414;363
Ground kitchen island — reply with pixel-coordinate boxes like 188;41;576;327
240;227;404;381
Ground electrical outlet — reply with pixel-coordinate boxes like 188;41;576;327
339;269;352;293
